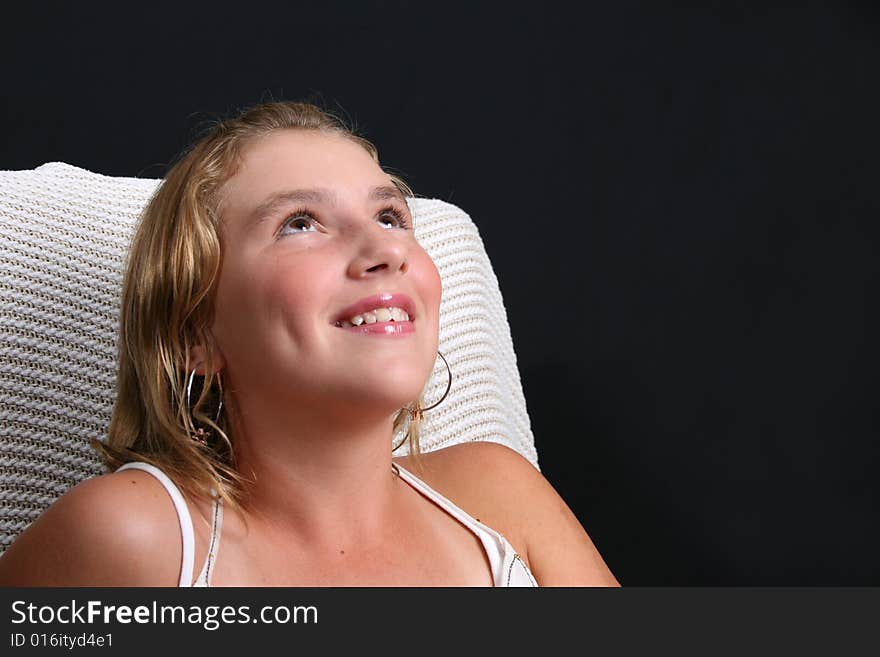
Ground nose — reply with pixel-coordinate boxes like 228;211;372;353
345;223;409;279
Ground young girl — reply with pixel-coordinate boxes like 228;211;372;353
0;102;619;587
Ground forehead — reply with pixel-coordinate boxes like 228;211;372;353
218;130;390;219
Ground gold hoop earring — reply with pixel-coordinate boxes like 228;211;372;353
186;368;224;446
393;351;452;452
407;350;452;421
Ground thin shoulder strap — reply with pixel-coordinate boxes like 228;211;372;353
393;462;497;537
116;462;195;587
393;463;539;587
392;462;508;581
193;497;223;586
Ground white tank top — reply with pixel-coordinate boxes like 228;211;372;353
115;461;538;587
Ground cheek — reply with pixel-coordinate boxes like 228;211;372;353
212;253;320;351
411;250;443;342
417;251;442;310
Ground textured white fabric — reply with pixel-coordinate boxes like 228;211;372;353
0;162;538;553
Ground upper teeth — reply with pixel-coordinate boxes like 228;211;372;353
337;306;411;328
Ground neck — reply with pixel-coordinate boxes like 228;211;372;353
228;389;407;549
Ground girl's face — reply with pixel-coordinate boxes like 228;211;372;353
210;130;442;420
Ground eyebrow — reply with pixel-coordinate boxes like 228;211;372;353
248;185;408;224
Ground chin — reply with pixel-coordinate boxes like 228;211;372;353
337;377;428;412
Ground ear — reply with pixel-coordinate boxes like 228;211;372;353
188;344;226;375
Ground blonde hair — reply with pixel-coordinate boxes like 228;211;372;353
93;101;425;509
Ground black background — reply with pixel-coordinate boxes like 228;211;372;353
3;2;878;585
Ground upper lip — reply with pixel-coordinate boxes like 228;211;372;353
332;292;417;325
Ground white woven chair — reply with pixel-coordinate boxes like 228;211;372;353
0;162;538;553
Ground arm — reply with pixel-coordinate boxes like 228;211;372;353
417;441;620;586
0;471;182;586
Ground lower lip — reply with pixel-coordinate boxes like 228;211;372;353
335;321;415;336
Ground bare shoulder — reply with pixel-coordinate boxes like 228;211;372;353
396;441;620;586
398;441;554;548
0;469;183;586
400;441;542;511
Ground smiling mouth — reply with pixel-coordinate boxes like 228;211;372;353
333;306;412;328
333;319;415;336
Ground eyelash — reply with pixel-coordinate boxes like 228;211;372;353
278;205;411;236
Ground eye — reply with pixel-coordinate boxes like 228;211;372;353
276;205;411;238
378;206;411;230
278;211;318;237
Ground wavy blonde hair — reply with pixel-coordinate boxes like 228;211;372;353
93;101;425;509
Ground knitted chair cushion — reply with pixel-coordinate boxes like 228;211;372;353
0;162;537;552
